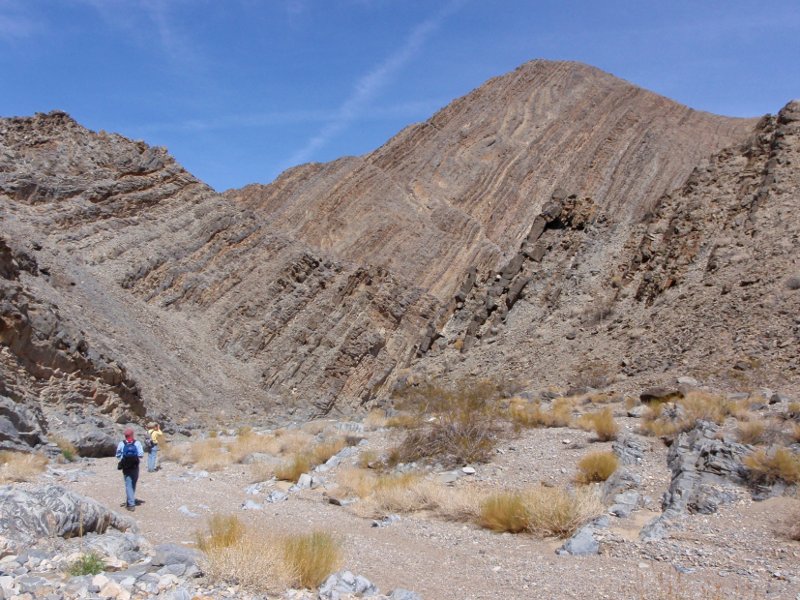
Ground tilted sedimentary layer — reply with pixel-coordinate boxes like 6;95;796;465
2;60;794;452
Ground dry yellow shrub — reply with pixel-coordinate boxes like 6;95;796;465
744;447;800;484
0;451;48;483
576;451;619;483
274;453;311;482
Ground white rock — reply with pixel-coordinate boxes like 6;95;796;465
462;466;476;475
157;574;180;591
100;580;130;600
92;574;110;589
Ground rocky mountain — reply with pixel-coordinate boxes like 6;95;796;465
0;60;797;453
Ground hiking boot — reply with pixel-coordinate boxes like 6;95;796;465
126;505;135;512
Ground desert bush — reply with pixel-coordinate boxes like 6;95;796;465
203;533;288;594
271;429;314;455
51;435;78;462
311;438;347;465
384;414;421;429
479;492;529;533
0;451;48;483
510;398;573;429
680;392;728;425
334;467;377;498
786;402;800;419
190;438;232;471
523;485;602;538
389;379;506;466
249;461;275;483
364;474;483;521
641;392;734;440
274;453;312;482
357;449;379;469
196;513;245;552
743;447;800;485
228;429;278;463
576;451;619;483
576;407;619;441
363;409;388;429
474;486;601;538
736;419;767;445
67;552;104;576
789;423;800;444
281;531;342;589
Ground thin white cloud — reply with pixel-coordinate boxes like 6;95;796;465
283;0;465;168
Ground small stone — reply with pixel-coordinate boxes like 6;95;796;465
462;466;476;475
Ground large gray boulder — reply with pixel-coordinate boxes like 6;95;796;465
0;395;45;451
0;484;135;553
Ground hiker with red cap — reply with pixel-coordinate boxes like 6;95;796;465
115;427;144;511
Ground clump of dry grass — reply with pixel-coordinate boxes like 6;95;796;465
786;402;800;419
743;447;800;485
190;438;233;471
357;449;379;469
334;467;378;498
249;461;275;483
311;438;347;465
228;429;278;463
384;414;420;429
525;485;602;537
576;451;619;483
274;453;312;482
680;391;729;425
479;492;529;533
641;392;735;440
201;520;341;593
475;486;601;538
363;409;389;430
270;429;314;455
789;423;800;444
736;418;767;445
509;398;573;429
196;513;245;552
50;435;78;461
576;407;619;441
0;451;48;482
203;534;288;594
281;531;342;588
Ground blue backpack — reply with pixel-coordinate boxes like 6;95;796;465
119;441;140;470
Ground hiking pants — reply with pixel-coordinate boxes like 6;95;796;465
148;445;158;472
123;466;139;507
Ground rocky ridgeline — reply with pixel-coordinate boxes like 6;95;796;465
3;59;785;442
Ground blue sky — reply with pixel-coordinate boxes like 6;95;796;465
2;1;798;191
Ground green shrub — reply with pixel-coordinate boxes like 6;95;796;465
67;553;104;576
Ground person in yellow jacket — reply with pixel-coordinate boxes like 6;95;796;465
146;423;164;472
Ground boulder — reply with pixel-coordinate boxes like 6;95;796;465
0;485;135;553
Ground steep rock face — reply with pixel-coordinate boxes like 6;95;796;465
229;61;753;302
0;61;790;441
0;112;438;438
419;101;799;394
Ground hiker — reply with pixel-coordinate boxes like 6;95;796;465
146;422;164;472
115;427;144;511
